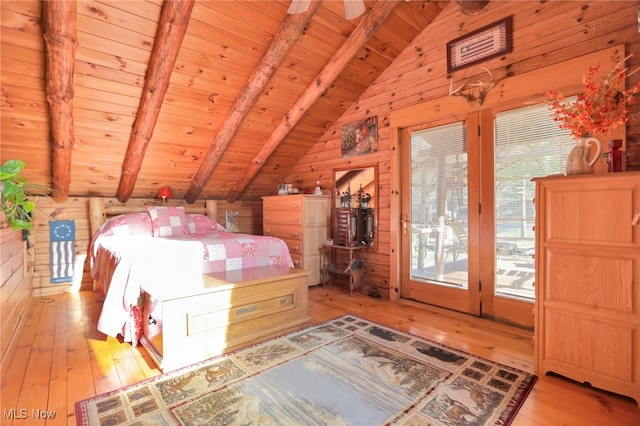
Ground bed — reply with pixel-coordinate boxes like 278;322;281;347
88;197;310;372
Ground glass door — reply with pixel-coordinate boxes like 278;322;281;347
399;103;569;326
479;102;572;326
400;114;481;315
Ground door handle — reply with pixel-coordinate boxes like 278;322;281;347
400;218;410;236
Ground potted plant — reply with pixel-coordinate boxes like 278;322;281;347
0;159;37;233
547;55;640;174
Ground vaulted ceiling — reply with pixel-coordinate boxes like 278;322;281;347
2;0;458;203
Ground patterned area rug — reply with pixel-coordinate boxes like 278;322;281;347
76;315;536;425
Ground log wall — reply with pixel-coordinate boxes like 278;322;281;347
0;228;32;369
4;1;640;299
285;0;640;299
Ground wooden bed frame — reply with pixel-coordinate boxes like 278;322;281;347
88;197;310;372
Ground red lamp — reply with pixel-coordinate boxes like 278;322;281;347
156;185;173;203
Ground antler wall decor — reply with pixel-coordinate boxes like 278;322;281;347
449;67;497;106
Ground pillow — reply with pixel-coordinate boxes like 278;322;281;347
186;214;224;234
98;212;153;237
147;206;189;237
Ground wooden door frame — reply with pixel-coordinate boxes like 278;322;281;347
389;45;623;304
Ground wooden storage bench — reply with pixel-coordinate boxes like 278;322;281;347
141;265;310;372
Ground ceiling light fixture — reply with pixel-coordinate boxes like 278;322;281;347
288;0;365;20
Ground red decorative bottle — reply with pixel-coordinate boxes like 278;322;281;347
607;139;623;173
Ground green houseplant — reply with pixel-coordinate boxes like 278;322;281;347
0;159;37;232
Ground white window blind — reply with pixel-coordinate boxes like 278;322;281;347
410;122;467;223
495;102;573;180
493;102;571;300
410;122;467;286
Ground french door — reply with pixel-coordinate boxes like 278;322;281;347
400;113;481;316
399;102;571;328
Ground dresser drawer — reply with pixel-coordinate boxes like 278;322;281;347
289;252;303;268
263;211;302;226
264;223;303;240
278;237;302;255
263;197;303;212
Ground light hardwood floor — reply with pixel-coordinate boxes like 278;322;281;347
1;285;639;425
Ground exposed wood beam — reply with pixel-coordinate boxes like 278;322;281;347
116;0;195;202
225;0;402;203
184;1;322;204
43;0;77;203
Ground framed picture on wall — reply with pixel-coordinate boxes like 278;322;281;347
447;16;513;73
341;116;378;157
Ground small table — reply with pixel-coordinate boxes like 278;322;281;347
321;243;367;297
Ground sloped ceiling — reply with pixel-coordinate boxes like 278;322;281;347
2;0;448;202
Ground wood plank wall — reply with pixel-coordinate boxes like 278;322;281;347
284;0;640;299
8;0;640;299
0;228;32;367
30;196;263;295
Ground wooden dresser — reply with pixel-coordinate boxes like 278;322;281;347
262;194;331;286
533;172;640;404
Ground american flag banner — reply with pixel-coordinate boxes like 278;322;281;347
49;220;76;283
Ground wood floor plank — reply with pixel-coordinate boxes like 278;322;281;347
1;288;638;425
520;374;640;426
65;299;94;425
15;297;57;426
1;298;45;426
46;295;69;426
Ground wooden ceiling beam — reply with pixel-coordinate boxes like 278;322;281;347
116;0;195;202
184;1;322;204
224;0;402;203
43;0;77;203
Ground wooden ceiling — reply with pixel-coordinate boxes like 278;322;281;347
2;0;448;202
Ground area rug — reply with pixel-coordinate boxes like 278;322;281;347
76;315;536;425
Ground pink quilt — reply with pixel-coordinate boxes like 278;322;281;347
89;210;294;345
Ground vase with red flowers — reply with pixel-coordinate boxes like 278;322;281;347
548;55;640;175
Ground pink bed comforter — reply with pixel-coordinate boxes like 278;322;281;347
90;211;294;345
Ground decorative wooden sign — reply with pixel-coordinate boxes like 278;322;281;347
447;16;513;73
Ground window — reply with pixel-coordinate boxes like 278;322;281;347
494;102;572;300
410;122;468;286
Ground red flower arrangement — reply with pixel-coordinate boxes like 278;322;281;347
548;56;640;139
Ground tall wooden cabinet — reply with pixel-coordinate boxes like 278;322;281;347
263;194;331;286
533;172;640;404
